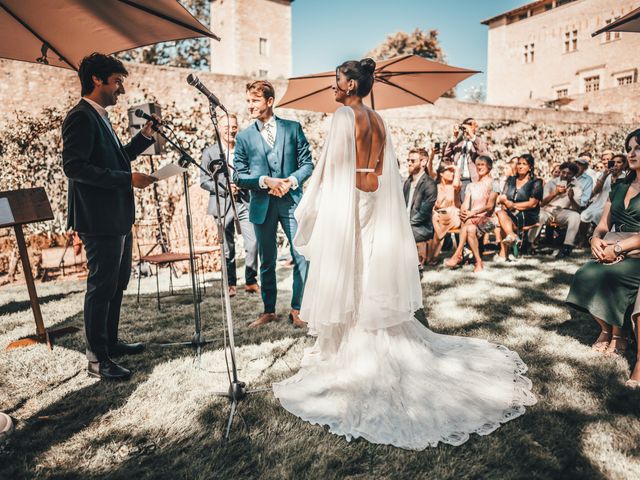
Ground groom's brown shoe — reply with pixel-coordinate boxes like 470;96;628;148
289;309;307;329
249;312;276;328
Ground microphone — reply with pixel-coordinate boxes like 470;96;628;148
186;74;228;113
134;109;162;127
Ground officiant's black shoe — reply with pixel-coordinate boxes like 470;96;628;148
87;359;131;381
109;342;145;358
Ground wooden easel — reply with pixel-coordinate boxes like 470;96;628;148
1;188;79;350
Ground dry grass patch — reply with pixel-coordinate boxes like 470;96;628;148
1;256;639;479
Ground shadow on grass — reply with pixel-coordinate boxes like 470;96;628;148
5;255;640;479
0;289;84;316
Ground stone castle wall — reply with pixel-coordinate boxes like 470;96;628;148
0;58;632;278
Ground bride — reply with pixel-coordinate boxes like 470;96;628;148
272;58;536;450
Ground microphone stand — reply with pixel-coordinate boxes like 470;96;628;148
206;104;269;440
147;124;214;358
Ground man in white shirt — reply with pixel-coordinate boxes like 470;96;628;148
535;162;583;258
233;80;314;329
200;113;259;298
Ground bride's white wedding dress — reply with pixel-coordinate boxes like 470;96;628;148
272;106;536;450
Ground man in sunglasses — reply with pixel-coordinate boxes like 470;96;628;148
403;149;438;275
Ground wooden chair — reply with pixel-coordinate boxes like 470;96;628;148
133;223;200;311
40;233;87;281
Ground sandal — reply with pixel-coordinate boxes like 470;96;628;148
605;335;628;358
625;379;640;390
444;254;463;269
591;329;612;352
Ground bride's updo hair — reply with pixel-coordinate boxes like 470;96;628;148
337;58;376;97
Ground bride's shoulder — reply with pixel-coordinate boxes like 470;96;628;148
334;105;354;117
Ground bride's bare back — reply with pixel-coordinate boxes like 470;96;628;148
352;105;385;192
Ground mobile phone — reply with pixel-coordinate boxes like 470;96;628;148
607;160;615;169
434;142;441;151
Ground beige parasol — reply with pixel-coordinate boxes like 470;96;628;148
0;0;219;70
277;54;479;113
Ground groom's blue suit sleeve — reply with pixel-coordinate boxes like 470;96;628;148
233;134;262;191
291;122;314;187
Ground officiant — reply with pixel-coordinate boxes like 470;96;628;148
62;53;158;381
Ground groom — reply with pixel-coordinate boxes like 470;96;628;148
233;80;313;328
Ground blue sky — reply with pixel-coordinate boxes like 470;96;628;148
291;0;525;100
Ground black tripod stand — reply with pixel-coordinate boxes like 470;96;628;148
205;106;270;440
145;126;215;357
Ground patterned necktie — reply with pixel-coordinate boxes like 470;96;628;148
264;122;275;148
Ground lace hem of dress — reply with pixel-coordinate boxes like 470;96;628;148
274;343;536;451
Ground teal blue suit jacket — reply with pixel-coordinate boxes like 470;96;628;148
233;117;313;224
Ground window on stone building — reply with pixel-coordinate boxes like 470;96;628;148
530;43;535;62
259;69;268;77
604;18;621;42
524;43;535;63
617;75;633;86
259;37;268;56
564;30;578;52
556;89;568;98
584;75;600;93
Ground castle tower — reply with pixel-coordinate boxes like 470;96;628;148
209;0;293;79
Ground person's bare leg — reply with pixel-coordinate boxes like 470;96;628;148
466;224;483;272
592;316;612;352
430;237;445;264
605;325;627;357
445;224;468;267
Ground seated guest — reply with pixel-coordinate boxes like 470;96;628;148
426;164;461;265
444;155;498;272
495;154;543;259
566;128;640;389
574;157;594;210
403;149;438;272
581;154;627;227
530;162;583;258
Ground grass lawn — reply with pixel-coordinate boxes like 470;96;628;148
1;254;639;479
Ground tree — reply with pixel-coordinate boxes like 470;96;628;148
366;28;454;98
116;0;210;69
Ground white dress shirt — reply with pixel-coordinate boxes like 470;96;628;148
83;96;152;142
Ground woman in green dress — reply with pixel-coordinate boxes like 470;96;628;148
566;128;640;389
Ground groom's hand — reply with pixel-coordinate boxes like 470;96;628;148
265;177;290;197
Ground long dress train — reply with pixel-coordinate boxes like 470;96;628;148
272;106;536;450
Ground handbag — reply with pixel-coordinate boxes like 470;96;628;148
603;232;640;259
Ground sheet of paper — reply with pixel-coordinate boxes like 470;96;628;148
0;197;14;226
150;163;186;181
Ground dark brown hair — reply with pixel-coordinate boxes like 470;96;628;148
78;52;128;96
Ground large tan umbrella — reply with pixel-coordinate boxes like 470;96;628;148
592;6;640;36
277;54;479;113
0;0;219;70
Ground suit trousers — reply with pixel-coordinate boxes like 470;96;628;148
79;232;132;362
220;204;258;287
253;195;308;313
533;207;581;246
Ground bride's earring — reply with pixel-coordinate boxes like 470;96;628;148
346;89;352;96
